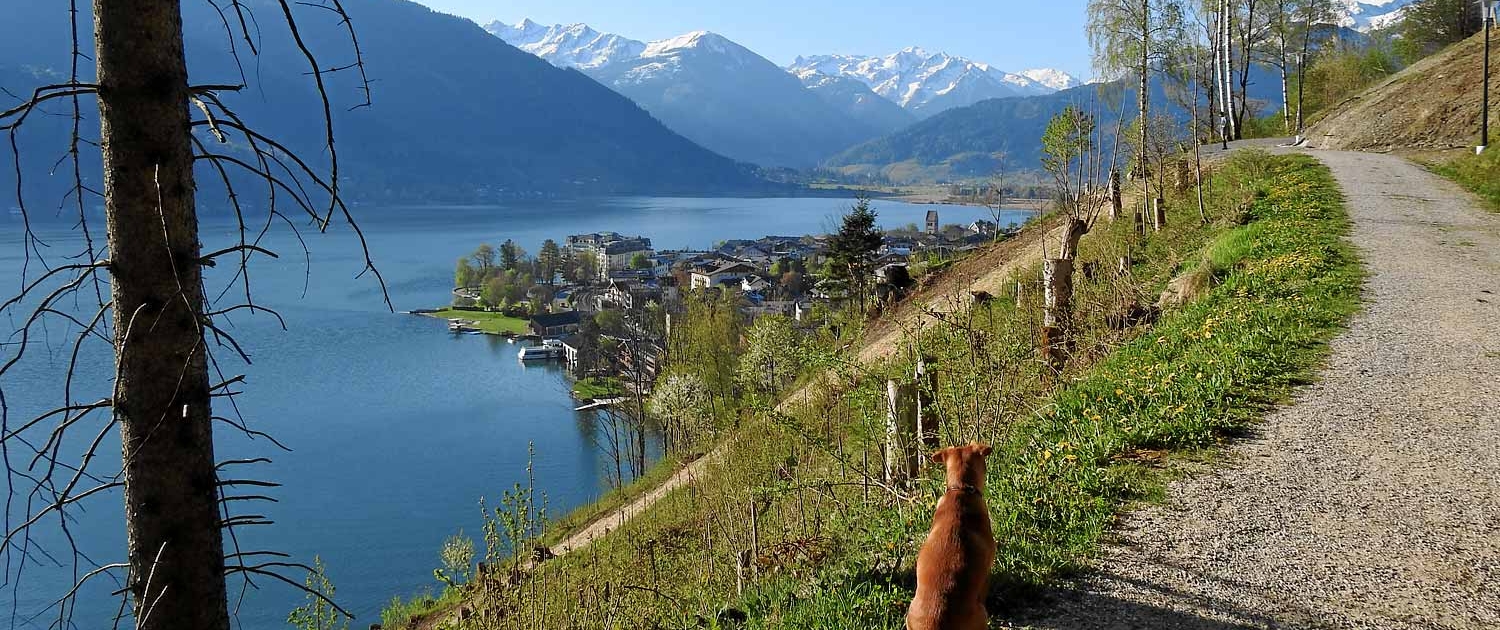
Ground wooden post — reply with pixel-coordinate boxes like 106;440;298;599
915;358;940;450
750;501;760;578
1015;280;1025;308
735;549;750;596
1108;170;1122;221
1152;197;1166;232
885;380;918;485
1133;201;1146;237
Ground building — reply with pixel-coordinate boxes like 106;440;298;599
740;274;772;295
565;232;654;280
925;210;939;235
528;311;582;337
690;261;758;290
598;238;654;279
559;334;585;373
596;278;661;311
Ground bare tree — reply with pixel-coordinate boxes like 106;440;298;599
1088;0;1185;219
1;0;382;626
1036;102;1118;370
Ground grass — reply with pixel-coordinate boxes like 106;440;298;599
424;308;530;335
535;452;688;548
1432;149;1500;212
571;377;626;400
388;152;1361;629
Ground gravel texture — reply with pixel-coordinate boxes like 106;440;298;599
1008;150;1500;629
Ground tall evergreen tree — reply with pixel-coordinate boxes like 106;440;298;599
828;197;884;310
500;239;521;271
539;239;562;285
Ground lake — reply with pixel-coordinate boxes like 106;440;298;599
0;196;1031;629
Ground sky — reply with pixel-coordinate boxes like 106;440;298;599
412;0;1096;77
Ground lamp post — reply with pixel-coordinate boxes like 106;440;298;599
1483;0;1496;154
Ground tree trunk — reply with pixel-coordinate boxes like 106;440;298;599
1041;257;1075;370
1221;0;1239;140
1108;170;1123;221
96;0;231;628
1043;260;1076;328
1236;0;1257;137
1152;197;1167;231
1139;0;1151;185
1278;19;1291;134
1296;3;1313;136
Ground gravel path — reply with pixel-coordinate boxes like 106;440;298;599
1009;150;1500;629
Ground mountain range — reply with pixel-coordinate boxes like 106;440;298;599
1337;0;1417;32
487;19;1081;166
1;0;1425;207
0;0;772;206
786;50;1068;118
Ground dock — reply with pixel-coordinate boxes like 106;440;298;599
574;397;627;411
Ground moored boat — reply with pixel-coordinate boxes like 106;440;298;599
518;338;565;361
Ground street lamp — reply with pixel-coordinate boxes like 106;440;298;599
1483;0;1496;154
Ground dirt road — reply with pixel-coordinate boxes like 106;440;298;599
1013;150;1500;629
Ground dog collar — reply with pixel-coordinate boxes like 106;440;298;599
947;484;981;495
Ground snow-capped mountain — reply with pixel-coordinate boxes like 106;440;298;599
787;49;1062;118
1335;0;1417;32
1019;68;1084;92
484;19;645;69
487;23;888;167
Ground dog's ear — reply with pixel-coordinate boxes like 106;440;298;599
977;444;993;457
929;448;947;463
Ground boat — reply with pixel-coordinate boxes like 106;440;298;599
518;338;565;361
448;318;480;334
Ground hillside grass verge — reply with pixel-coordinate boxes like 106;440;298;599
392;151;1359;630
1432;149;1500;212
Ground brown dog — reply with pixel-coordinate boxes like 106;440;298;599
907;443;995;630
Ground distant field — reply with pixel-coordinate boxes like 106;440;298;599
424;308;529;335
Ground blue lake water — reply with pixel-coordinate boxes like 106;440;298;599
0;196;1031;629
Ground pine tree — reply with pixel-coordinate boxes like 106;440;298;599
538;239;562;284
827;197;884;310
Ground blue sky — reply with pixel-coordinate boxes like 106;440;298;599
415;0;1095;77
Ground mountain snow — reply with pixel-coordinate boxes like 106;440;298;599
786;49;1074;118
1019;68;1084;91
1334;0;1418;32
484;19;645;69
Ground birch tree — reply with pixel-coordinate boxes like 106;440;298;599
1037;105;1113;369
1088;0;1185;204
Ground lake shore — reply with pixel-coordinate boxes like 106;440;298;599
413;307;530;335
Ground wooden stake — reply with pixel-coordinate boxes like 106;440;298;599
885;379;919;485
916;357;940;449
1152;197;1166;232
750;500;760;579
